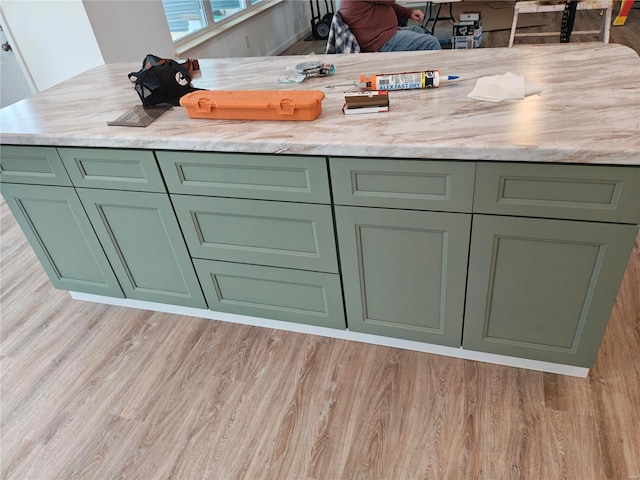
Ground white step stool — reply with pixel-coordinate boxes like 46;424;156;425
509;0;613;47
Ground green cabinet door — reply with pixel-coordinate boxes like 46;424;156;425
194;259;345;329
171;195;338;273
156;151;330;203
0;146;71;186
335;206;471;346
474;162;640;224
330;157;475;212
464;215;639;367
1;183;124;297
58;148;166;192
76;188;207;309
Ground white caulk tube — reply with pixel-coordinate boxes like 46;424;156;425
358;70;459;90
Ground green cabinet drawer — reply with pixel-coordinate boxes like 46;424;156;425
474;162;640;224
171;195;338;273
157;151;331;203
1;183;123;297
58;148;165;192
0;146;71;186
335;206;471;346
330;157;475;212
194;259;345;329
463;215;639;367
77;188;207;309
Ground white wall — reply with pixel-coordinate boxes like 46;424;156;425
0;0;103;92
0;0;311;97
82;0;176;63
81;0;311;61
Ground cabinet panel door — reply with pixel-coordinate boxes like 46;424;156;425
59;148;165;192
1;183;123;297
464;215;639;367
77;189;207;308
474;162;640;224
171;195;338;273
157;151;330;203
195;259;345;329
335;206;471;346
330;157;475;212
0;146;71;186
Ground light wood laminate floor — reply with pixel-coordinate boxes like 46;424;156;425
2;6;640;477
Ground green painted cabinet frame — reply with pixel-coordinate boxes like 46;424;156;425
4;142;639;371
464;215;639;366
1;183;124;297
77;188;207;309
335;206;471;346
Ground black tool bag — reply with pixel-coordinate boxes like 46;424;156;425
129;54;202;106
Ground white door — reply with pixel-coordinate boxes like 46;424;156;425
0;21;36;108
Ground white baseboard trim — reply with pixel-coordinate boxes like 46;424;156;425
69;292;589;378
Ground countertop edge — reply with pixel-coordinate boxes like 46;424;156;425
2;134;639;165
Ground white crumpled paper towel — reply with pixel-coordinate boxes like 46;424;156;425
467;72;542;102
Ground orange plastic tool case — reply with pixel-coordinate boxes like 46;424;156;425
180;90;325;121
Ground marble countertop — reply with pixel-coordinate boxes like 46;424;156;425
1;44;639;165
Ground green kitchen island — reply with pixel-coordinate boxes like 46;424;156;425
1;43;639;377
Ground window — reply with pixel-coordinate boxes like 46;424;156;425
162;0;265;42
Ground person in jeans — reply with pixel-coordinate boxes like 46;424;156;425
338;0;441;52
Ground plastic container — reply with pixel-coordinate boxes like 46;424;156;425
180;90;325;121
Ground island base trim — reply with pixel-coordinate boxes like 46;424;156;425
69;291;590;378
